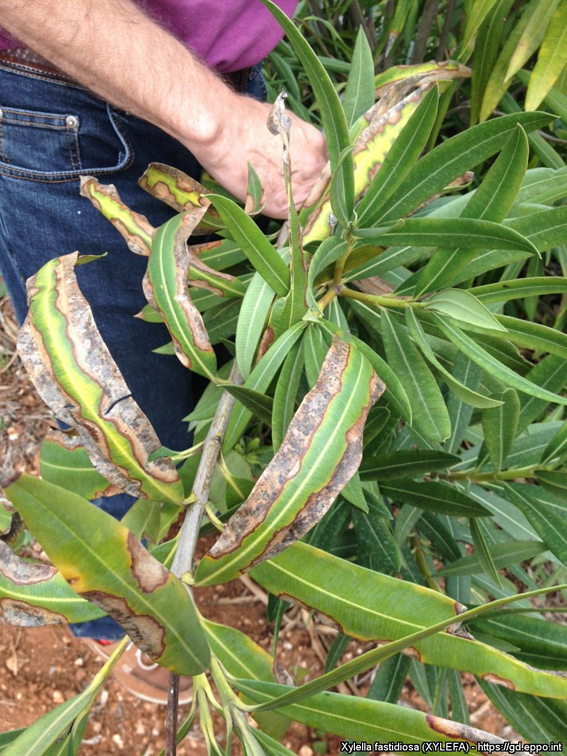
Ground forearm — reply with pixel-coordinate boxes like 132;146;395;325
0;0;232;153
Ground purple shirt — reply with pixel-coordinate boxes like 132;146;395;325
0;0;298;73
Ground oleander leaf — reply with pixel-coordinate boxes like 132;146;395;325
80;177;155;256
138;162;220;232
39;431;120;500
536;470;567;504
221;385;273;426
234;678;503;746
223;322;305;452
373;112;554;224
207;195;290;296
236;270;277;380
0;541;104;626
430;314;567;405
424;289;507;333
437;540;547;577
251;542;567;697
272;339;304;451
381;310;450;442
525;0;567;111
505;0;561;82
144;210;218;380
470;612;567;671
302;84;436;244
405;309;503;409
380;478;490;518
307;238;348;310
342;27;375;128
3;474;210;675
482;388;520;472
503;482;567;566
355;86;439;228
542;419;567;466
470;518;502;587
470;277;567;303
196;337;384;585
244;162;266;216
360;450;459;481
17;252;184;504
356;218;536;255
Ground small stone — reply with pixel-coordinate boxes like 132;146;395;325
283;641;293;651
53;690;64;704
74;657;84;666
299;747;313;756
112;734;124;749
136;723;145;736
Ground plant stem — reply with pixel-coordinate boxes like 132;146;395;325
165;361;242;756
317;285;337;312
339;286;415;309
165;673;180;756
448;465;537;483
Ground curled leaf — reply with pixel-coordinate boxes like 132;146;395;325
144;210;218;380
80;176;155;256
196;336;384;585
17;252;183;504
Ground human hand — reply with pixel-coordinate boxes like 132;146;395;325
190;92;328;220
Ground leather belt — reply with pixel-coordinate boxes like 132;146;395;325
0;47;253;93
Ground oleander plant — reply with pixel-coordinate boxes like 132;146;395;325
2;0;567;753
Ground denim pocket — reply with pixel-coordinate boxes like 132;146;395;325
0;102;133;183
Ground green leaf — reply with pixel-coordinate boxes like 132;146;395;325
352;495;401;574
259;0;350;171
18;253;184;505
202;299;241;345
461;0;501;52
437;540;546;577
505;0;561;81
251;543;567;698
146;211;218;380
221;385;273;426
367;653;410;704
355;217;536;254
430;314;567;405
415;125;529;295
272;339;304;451
479;0;546;121
236;677;492;745
197;338;383;585
223;322;305;452
503;482;567;566
245;162;265;215
330;145;355;230
470;0;516;125
471;276;567;304
236;271;276;380
355;86;439;229
494;313;567;361
542;418;567;466
360;450;459;481
471;612;567;671
470;518;502;587
526;0;567;111
536;470;567;504
342;27;375;128
373;112;554;224
352;336;413;424
303;324;329;388
406;309;502;410
380;478;490;518
307;239;348;310
39;431;118;500
4;475;209;675
478;678;567;744
208;195;290;295
425;289;507;333
482;388;520;471
381;310;450;443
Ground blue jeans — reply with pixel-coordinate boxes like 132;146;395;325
0;56;265;638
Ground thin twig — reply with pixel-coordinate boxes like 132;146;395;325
165;362;242;756
349;0;376;50
410;0;439;64
436;0;455;59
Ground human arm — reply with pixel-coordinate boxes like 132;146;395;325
0;0;327;217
